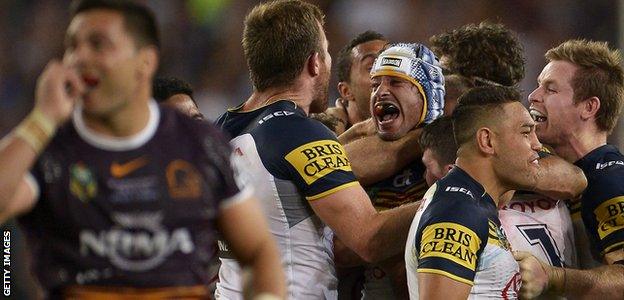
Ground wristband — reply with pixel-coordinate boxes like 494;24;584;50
14;108;57;154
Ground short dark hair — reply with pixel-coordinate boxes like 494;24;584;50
430;22;524;86
336;30;387;83
70;0;160;49
153;77;195;105
243;0;324;91
452;86;521;147
420;116;457;165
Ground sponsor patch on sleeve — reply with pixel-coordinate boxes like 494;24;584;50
419;222;481;271
285;140;351;185
594;196;624;240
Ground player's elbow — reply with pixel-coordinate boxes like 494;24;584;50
553;168;587;200
333;236;365;267
570;169;588;198
354;234;388;264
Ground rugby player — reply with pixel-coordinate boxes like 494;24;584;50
335;42;446;299
406;86;541;299
214;1;420;299
312;31;387;136
0;0;285;298
517;39;624;299
333;31;388;129
420;116;580;274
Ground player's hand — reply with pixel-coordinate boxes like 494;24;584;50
325;99;349;126
35;60;85;126
514;251;550;299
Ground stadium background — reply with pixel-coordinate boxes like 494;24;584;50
0;0;619;298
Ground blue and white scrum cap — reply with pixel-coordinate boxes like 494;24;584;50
371;43;445;125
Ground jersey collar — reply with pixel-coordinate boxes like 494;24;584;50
72;100;160;151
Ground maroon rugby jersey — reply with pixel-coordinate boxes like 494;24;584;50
19;101;247;293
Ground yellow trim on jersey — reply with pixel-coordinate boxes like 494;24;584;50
419;222;481;271
487;221;501;247
285;140;352;185
417;268;474;286
306;181;359;201
594;196;624;240
370;70;428;125
602;240;624;256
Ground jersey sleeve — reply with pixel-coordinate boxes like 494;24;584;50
256;116;358;201
582;166;624;256
415;194;489;286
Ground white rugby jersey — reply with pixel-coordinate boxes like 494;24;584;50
214;101;358;299
499;192;577;268
405;167;520;299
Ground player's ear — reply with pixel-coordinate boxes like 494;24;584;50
338;82;354;101
138;45;159;81
476;127;495;155
307;52;321;77
579;96;600;121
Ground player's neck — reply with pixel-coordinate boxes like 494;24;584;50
245;80;313;114
456;157;508;206
81;95;152;138
552;128;607;163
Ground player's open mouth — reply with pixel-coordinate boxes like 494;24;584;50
529;108;547;123
373;102;400;125
82;75;100;91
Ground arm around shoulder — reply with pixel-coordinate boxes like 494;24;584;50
533;154;587;200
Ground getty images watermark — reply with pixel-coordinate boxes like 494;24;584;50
2;230;10;297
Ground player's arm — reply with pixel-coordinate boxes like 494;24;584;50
217;195;286;299
414;195;488;300
515;251;624;299
338;118;375;144
333;235;366;267
0;61;83;221
532;153;587;200
310;185;419;263
419;273;471;300
516;170;624;299
341;127;423;186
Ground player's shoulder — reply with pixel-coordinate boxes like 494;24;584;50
432;167;483;206
581;146;624;195
578;145;624;178
250;103;338;152
419;168;490;228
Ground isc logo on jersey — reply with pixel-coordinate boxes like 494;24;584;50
285;140;351;184
419;222;481;271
